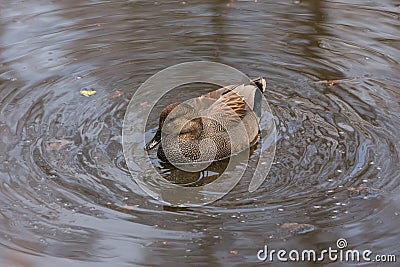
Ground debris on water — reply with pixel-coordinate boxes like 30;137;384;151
80;88;97;97
280;222;316;235
110;90;124;99
230;250;238;255
347;186;380;198
46;138;73;151
226;0;235;8
144;241;153;247
312;75;367;86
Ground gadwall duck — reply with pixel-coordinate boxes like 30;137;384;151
145;77;267;164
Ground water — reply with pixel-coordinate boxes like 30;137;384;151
0;0;399;266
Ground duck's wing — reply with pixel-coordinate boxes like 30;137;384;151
189;85;239;117
202;85;235;100
206;89;248;123
231;83;266;118
194;78;266;122
219;90;248;120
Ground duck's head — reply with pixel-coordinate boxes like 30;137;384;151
145;102;203;150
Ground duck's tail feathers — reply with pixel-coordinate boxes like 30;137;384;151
251;77;267;93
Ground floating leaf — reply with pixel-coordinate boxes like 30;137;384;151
80;88;97;97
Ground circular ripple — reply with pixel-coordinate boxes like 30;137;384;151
0;0;399;266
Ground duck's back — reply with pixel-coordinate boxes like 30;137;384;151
158;80;264;163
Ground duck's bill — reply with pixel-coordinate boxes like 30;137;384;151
144;130;161;150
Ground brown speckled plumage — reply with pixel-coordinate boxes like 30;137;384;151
145;77;267;164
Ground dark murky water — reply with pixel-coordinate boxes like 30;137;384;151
1;0;399;266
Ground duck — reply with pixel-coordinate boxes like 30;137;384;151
145;77;267;164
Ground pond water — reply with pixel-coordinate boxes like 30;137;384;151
0;0;399;266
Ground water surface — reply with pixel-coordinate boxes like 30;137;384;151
0;0;399;266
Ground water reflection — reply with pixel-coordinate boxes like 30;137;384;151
0;0;399;266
